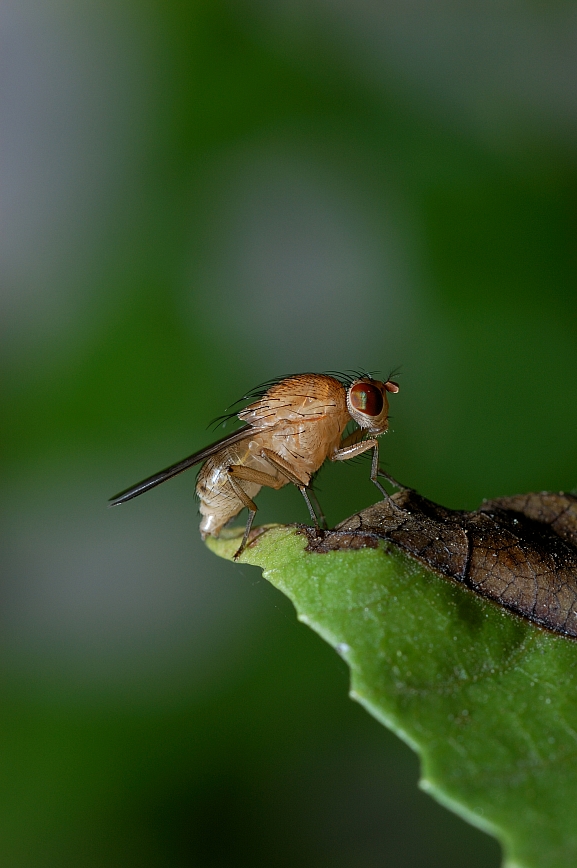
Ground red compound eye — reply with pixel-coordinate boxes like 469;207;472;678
349;382;384;417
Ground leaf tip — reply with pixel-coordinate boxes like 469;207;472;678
205;523;288;563
204;533;243;562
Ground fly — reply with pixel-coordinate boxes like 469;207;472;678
109;372;400;558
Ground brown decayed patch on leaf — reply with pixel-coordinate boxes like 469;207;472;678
304;489;577;639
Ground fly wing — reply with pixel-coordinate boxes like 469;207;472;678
108;424;253;506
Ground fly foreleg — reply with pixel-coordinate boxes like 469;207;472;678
227;465;285;559
331;438;391;500
376;468;409;492
259;447;320;529
338;429;365;450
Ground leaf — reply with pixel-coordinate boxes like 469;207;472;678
208;490;577;868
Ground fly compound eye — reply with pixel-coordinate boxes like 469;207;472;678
349;382;384;417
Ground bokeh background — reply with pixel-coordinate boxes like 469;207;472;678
2;1;576;865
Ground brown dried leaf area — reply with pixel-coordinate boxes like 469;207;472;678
305;489;577;640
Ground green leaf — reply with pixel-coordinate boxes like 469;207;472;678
208;510;577;868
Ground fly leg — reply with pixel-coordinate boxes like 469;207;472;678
227;465;285;559
376;469;410;492
308;486;328;530
331;438;393;501
226;476;258;560
334;432;408;498
259;448;321;530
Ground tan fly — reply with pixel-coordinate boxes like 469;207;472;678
109;373;400;558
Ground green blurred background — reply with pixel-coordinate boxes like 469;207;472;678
2;0;576;864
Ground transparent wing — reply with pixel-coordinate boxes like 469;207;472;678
108;424;253;506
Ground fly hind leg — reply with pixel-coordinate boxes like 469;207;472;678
227;464;285;559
